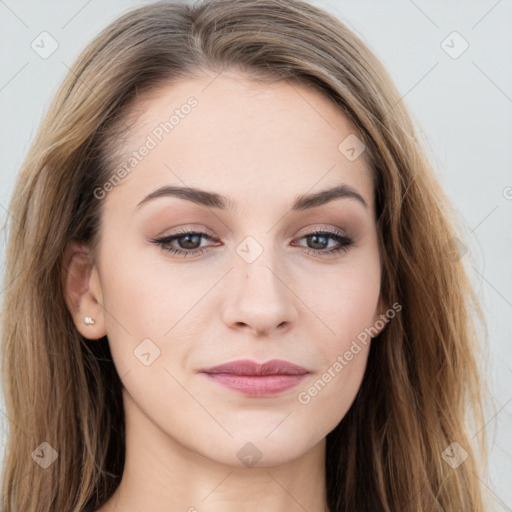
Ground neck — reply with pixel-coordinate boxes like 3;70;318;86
99;390;330;512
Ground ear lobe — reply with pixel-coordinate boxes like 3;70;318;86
62;240;106;340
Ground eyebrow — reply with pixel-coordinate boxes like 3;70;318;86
136;183;368;211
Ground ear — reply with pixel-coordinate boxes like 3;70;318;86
62;240;107;340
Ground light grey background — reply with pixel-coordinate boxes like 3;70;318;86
0;0;511;509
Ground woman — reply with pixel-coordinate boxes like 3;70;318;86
1;0;489;510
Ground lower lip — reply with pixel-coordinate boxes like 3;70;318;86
202;373;308;396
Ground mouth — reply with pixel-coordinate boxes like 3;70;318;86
199;359;310;397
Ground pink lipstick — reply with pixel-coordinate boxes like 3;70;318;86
200;359;309;397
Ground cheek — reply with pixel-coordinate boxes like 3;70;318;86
301;253;381;350
99;240;193;332
97;243;213;380
294;258;380;418
96;247;166;371
297;344;370;421
294;269;377;426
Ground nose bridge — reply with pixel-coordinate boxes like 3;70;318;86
236;233;286;298
222;233;297;335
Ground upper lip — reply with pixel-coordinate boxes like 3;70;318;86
201;359;309;376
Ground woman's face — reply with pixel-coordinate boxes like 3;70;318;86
77;70;386;467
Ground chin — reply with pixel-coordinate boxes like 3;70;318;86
201;432;320;469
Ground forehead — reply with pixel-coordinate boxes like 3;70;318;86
104;71;374;214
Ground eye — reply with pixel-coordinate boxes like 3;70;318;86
151;228;354;258
292;229;354;257
150;229;219;257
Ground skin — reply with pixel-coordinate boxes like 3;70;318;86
64;70;388;512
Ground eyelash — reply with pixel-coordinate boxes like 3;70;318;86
151;228;354;258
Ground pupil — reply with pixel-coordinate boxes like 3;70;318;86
309;234;327;250
180;234;200;249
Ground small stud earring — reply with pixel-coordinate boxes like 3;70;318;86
84;316;95;325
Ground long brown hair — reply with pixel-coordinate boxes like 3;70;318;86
1;0;490;510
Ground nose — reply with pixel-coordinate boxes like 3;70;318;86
221;247;298;338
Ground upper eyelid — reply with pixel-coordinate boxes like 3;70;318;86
157;227;348;238
159;221;351;235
